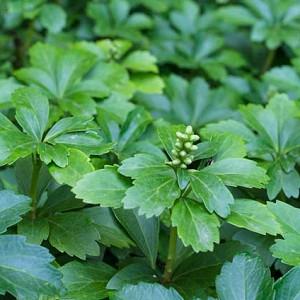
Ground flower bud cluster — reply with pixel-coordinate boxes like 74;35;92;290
167;125;199;169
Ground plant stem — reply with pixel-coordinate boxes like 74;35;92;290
162;225;177;284
261;49;276;74
30;156;42;220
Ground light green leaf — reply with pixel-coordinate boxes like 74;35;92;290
271;233;300;266
48;212;100;259
0;235;63;300
114;208;159;269
111;283;183;300
274;267;300;299
122;51;158;73
217;5;257;25
203;158;269;188
267;201;300;235
190;170;234;218
39;4;66;33
131;74;165;94
227;199;281;235
122;164;180;217
119;153;166;179
49;149;94;186
73;166;131;208
216;254;273;300
0;190;31;233
171;199;220;252
61;261;115;300
12;87;49;141
17;217;49;244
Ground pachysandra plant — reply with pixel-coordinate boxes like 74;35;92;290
2;0;300;299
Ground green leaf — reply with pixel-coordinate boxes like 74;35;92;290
0;235;63;300
271;233;300;266
17;217;49;244
267;201;300;235
12;87;49;141
122;51;158;73
39;4;66;33
40;186;84;216
274;267;300;299
111;283;183;300
122;163;180;217
107;263;157;290
118;107;152;152
227;199;281;235
61;261;115;300
156;122;185;159
44;116;93;142
131;74;164;94
0;190;31;233
49;149;94;186
172;241;252;298
119;153;167;178
171;199;220;252
82;207;133;248
217;5;257;26
189;170;234;218
216;254;273;300
203;158;269;188
114;208;159;269
48;212;100;259
73;166;131;208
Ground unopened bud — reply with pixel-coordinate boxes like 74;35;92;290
185;125;193;135
184;158;192;165
180;163;187;169
190;145;198;151
175;141;182;148
179;150;187;157
172;149;178;156
190;135;200;142
176;132;186;139
172;159;181;165
184;142;192;149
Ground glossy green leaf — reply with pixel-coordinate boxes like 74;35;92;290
73;166;131;208
0;190;31;233
216;254;273;300
171;199;220;252
12;87;49;141
40;4;66;33
48;212;100;259
203;158;269;188
190;170;234;218
61;261;115;300
111;282;183;300
0;235;63;300
227;199;281;235
49;149;94;187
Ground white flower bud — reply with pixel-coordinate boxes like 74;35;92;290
172;149;178;156
184;142;192;149
185;125;193;135
172;159;181;165
179;150;187;157
176;132;185;139
191;145;198;151
180;163;187;169
175;141;182;148
190;135;200;142
184;158;192;165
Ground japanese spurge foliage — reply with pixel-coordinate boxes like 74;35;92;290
2;0;300;299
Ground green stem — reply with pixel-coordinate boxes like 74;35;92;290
162;226;177;284
30;156;42;220
261;49;276;74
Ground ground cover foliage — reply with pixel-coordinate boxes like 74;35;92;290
1;0;300;299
